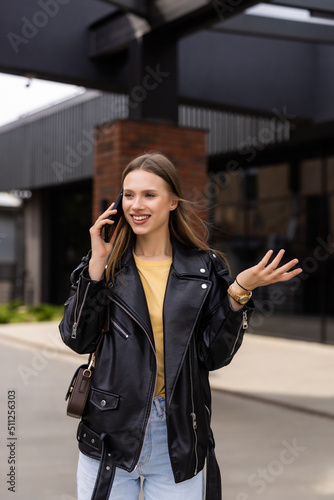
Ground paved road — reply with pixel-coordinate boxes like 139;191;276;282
0;337;80;500
0;324;333;499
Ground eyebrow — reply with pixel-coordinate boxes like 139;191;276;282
123;188;159;193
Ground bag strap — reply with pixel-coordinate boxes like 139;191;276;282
88;305;109;369
102;303;109;333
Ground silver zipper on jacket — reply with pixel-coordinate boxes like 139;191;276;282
110;318;129;339
189;343;199;476
109;297;157;468
71;281;91;339
229;310;248;357
242;310;248;329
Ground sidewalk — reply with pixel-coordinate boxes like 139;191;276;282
0;321;333;499
1;320;333;417
210;332;334;418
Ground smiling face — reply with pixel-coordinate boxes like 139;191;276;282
122;169;178;239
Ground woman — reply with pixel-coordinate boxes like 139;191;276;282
59;152;302;500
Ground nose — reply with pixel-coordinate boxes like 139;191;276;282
130;195;145;211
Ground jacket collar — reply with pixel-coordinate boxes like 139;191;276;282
119;237;210;279
109;238;211;337
171;237;210;278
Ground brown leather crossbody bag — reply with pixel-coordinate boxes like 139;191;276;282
65;309;108;419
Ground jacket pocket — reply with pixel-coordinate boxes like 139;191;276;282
90;387;119;411
110;318;130;340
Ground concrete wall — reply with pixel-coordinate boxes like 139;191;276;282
0;210;20;303
24;192;42;304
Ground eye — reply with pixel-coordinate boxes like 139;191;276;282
145;193;155;197
124;193;133;198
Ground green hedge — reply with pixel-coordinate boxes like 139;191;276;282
0;301;64;324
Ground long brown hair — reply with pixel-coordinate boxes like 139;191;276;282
105;152;229;282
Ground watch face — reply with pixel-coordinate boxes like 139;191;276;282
239;295;250;305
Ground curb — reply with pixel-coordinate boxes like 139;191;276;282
211;387;334;421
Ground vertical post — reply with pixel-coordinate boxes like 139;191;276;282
127;33;178;124
319;156;327;343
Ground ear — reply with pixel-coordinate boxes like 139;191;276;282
170;199;178;211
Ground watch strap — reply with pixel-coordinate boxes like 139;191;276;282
227;284;252;304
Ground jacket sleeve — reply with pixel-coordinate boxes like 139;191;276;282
58;252;109;355
196;252;255;371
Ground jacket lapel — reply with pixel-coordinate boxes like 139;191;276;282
111;250;153;340
163;240;211;404
110;240;212;404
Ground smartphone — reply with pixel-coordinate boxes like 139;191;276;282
103;189;124;243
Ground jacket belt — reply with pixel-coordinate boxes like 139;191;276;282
91;433;116;500
77;423;116;500
77;422;222;500
206;429;222;500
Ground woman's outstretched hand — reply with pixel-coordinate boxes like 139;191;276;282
236;249;303;292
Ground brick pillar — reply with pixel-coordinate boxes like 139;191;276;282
93;119;207;223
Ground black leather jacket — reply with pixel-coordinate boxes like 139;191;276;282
59;239;254;500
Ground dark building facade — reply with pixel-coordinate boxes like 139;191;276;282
0;90;333;344
1;1;334;344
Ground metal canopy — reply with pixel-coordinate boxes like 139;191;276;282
214;13;334;45
99;0;150;18
0;0;257;116
98;0;258;27
270;0;334;14
1;1;334;123
90;0;259;57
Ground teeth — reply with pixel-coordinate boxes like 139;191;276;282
133;215;149;221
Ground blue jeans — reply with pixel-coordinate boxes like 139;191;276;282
77;397;204;500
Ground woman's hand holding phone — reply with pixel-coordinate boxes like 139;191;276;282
88;199;121;281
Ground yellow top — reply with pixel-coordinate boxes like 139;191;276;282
133;252;172;399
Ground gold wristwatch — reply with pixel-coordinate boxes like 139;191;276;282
227;284;252;305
